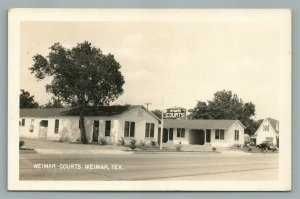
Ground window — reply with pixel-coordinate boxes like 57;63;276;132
145;123;155;138
177;128;185;138
54;119;59;134
105;121;111;136
21;119;25;126
266;137;273;142
215;129;225;140
150;124;154;138
124;121;135;137
234;130;239;140
263;125;269;131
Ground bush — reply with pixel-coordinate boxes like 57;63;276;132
139;140;145;147
99;137;107;145
129;139;137;150
119;137;125;146
19;140;25;149
212;147;217;152
175;143;182;152
150;140;156;147
247;147;252;152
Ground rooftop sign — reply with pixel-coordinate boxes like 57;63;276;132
165;107;186;118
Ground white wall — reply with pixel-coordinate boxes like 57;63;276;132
211;121;245;147
255;119;277;145
118;107;159;145
19;107;160;145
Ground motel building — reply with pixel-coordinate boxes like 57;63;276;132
19;105;245;148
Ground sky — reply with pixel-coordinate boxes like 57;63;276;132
20;12;286;120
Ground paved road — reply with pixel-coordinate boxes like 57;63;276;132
20;152;278;181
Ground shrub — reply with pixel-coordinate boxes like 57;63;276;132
212;147;217;152
150;140;156;147
19;140;25;149
139;140;145;147
248;147;252;152
175;143;182;152
119;137;125;146
99;138;107;145
129;139;137;150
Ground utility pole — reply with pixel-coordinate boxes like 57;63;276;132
144;102;152;110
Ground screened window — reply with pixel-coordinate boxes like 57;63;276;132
177;128;185;138
21;119;25;126
215;129;225;140
234;130;239;140
54;119;59;134
105;121;111;136
263;125;269;131
145;123;155;138
124;121;135;137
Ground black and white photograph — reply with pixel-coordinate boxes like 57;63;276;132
8;9;291;191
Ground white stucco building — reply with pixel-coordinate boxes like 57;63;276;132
20;105;160;145
20;106;246;147
254;118;279;146
161;119;245;147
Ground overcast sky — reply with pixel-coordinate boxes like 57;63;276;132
20;12;287;119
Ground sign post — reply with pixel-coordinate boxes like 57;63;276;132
160;110;164;150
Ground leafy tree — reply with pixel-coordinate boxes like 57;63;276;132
151;109;162;119
20;89;39;108
30;41;125;143
188;90;259;135
42;97;65;108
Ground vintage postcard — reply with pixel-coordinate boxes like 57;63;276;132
8;9;291;191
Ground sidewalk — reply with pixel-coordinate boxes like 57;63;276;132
21;138;132;155
20;138;251;156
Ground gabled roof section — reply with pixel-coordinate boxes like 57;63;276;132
20;105;142;118
163;119;243;129
266;117;279;133
254;117;279;136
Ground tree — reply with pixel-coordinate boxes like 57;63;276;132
30;41;125;143
41;97;65;108
188;90;258;135
20;89;39;108
151;109;162;119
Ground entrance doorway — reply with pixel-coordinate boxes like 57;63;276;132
92;120;99;142
169;128;173;141
38;120;48;139
189;129;205;145
206;129;211;143
162;128;168;143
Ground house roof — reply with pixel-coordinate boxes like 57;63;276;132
163;119;243;129
20;105;150;118
266;117;279;133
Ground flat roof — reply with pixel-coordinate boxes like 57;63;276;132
163;119;242;129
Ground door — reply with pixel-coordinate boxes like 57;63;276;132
92;120;100;142
206;129;211;143
162;128;168;143
169;128;173;141
38;120;48;139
